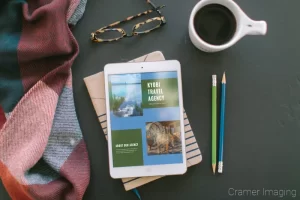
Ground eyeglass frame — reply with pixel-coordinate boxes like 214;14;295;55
91;0;166;43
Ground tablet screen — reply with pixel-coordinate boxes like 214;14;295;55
108;71;183;168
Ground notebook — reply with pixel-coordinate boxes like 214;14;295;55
83;51;202;191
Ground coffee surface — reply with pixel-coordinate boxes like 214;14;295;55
193;4;237;45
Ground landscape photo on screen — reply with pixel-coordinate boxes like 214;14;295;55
146;120;182;155
108;73;143;117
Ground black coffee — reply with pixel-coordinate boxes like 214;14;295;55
193;4;237;45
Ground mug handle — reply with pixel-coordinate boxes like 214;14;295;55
245;19;267;35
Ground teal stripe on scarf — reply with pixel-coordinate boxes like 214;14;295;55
0;0;26;112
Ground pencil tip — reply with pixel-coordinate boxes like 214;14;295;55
212;164;216;174
222;72;226;83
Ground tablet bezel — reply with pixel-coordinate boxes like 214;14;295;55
104;60;187;179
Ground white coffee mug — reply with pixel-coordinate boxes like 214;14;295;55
189;0;267;52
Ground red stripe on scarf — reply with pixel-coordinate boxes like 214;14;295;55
18;0;78;95
0;162;33;200
0;106;6;130
59;139;90;199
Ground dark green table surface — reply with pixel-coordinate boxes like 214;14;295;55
1;0;300;199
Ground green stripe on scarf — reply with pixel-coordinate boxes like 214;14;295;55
0;0;26;112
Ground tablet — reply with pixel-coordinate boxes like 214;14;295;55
104;60;187;179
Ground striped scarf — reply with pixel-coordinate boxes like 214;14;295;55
0;0;90;199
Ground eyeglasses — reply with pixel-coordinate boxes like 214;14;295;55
91;0;166;43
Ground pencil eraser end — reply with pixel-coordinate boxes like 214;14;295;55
218;161;223;173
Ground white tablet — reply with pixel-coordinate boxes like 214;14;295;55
104;60;187;179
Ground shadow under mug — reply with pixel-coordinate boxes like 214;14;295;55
189;0;267;52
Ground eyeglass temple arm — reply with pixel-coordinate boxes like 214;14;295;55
147;0;164;16
147;0;157;9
